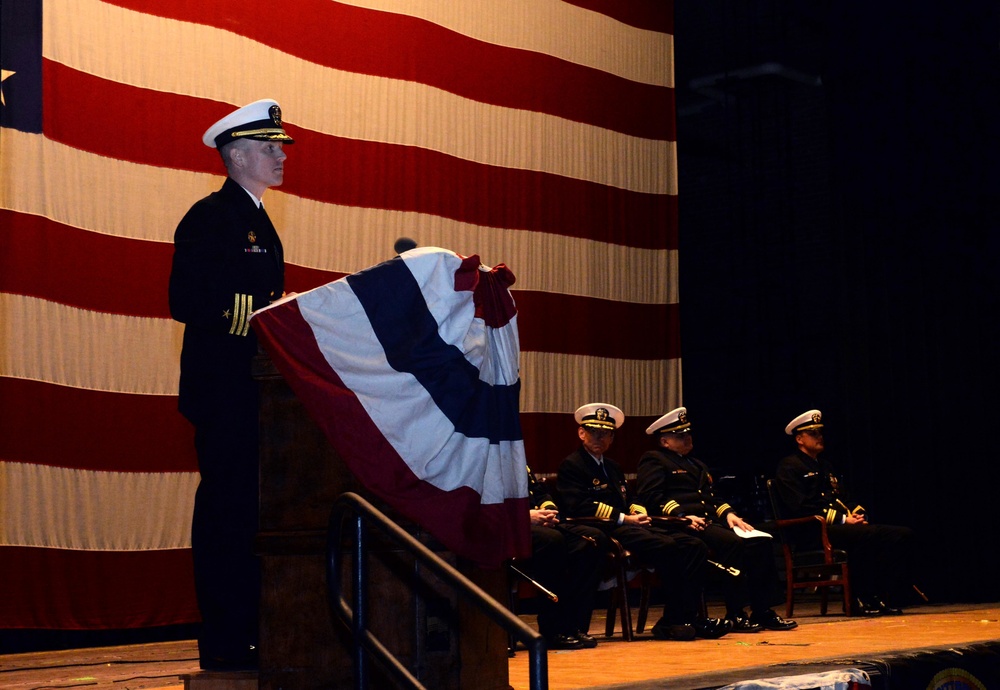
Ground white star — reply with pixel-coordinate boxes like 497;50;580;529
1;69;15;107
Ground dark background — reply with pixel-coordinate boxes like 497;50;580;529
671;1;999;604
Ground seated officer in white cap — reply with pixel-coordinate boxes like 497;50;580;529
169;99;294;670
773;410;916;615
556;403;732;641
636;407;796;632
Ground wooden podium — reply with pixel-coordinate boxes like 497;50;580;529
251;352;510;690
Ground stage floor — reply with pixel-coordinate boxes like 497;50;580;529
1;601;998;689
509;601;1000;690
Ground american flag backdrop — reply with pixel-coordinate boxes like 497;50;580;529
0;0;679;630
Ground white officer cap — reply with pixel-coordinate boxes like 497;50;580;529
646;406;691;435
785;409;823;435
202;99;295;149
575;403;624;430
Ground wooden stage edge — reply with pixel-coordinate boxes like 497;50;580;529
1;601;998;690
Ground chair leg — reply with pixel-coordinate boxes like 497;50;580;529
784;551;796;618
615;568;634;641
619;589;634;641
605;589;618;638
841;565;853;616
636;579;651;634
819;586;829;615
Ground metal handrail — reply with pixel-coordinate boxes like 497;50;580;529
327;492;548;690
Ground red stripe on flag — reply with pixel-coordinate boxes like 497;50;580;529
0;546;199;629
0;210;173;317
104;0;674;140
286;264;347;296
43;62;677;250
0;210;342;318
515;291;680;359
0;378;196;473
520;411;661;475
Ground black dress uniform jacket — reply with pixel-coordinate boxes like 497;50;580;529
528;467;558;511
635;449;736;523
556;447;646;521
169;177;284;426
773;450;862;525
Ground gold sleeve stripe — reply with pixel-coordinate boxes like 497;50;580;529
229;293;253;336
825;508;837;525
664;500;680;515
540;500;557;510
716;503;732;517
595;503;614;520
630;504;647;516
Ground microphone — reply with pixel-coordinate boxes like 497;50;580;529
394;237;418;254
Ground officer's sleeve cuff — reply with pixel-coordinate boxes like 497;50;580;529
227;293;254;336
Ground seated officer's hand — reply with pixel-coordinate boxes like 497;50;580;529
686;515;708;531
530;509;560;527
727;513;753;532
623;513;651;527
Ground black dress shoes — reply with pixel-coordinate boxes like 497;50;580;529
693;617;733;639
547;633;584;650
725;614;763;633
855;598;903;616
750;609;798;631
575;631;599;648
651;620;697;641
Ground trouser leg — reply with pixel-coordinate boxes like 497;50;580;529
191;408;260;665
614;526;708;625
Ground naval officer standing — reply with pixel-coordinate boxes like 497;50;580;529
169;98;293;670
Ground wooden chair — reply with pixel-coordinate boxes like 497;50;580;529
602;513;707;637
765;479;852;617
562;520;636;641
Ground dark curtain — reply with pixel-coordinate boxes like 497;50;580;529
674;1;999;602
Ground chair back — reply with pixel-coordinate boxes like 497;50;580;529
765;478;785;521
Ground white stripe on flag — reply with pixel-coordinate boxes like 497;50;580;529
0;461;198;550
0;293;182;396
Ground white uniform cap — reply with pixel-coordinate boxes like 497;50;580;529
785;409;823;435
574;403;624;430
202;99;294;148
646;406;691;435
